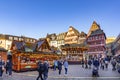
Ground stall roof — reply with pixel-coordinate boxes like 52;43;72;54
11;41;25;51
37;40;44;48
24;43;36;52
0;47;7;52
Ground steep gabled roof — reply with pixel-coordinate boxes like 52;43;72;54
79;31;87;37
61;43;88;48
11;40;25;51
87;21;101;37
37;40;45;48
69;26;80;36
46;33;56;39
90;29;104;36
90;29;106;39
36;39;50;50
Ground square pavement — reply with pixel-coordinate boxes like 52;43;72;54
0;64;120;80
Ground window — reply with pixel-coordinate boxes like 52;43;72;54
33;40;36;42
27;39;29;42
14;37;18;40
19;38;22;41
89;37;91;41
9;37;13;40
30;39;33;42
21;38;24;41
102;35;104;39
96;36;98;40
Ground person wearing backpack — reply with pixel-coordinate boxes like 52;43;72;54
36;60;45;80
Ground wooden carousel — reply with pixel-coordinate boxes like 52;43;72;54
61;44;88;64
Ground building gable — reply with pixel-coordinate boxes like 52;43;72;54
87;21;101;37
10;40;25;51
65;26;80;44
36;39;50;52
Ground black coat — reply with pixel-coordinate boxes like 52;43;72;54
58;61;62;70
6;61;12;69
43;63;49;73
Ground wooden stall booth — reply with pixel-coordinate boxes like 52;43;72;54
12;51;59;72
10;39;60;72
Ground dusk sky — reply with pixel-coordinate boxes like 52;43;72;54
0;0;120;39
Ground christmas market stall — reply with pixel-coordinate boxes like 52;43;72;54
11;39;60;72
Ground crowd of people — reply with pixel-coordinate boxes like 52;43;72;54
36;58;69;80
81;56;120;74
0;55;120;80
0;56;12;77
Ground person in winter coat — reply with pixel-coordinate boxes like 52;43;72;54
5;60;12;76
111;59;117;70
84;59;88;69
63;59;69;76
0;56;4;77
81;59;84;68
53;60;58;71
93;59;100;70
100;58;105;70
88;59;92;69
43;61;49;80
36;60;44;80
104;57;109;69
57;60;63;75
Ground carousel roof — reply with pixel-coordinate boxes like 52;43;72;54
61;43;88;48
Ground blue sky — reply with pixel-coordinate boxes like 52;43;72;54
0;0;120;39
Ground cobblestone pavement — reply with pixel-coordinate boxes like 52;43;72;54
0;64;120;80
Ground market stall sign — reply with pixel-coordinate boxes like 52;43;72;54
25;66;31;68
